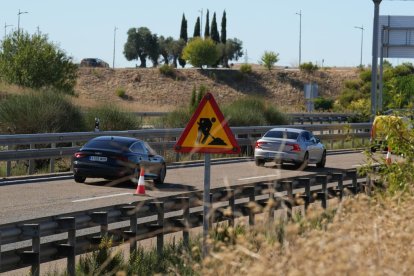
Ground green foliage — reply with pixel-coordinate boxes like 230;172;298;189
299;62;319;74
359;69;371;82
260;51;279;71
156;108;191;128
210;12;220;43
86;104;140;131
193;17;201;37
239;64;252;74
115;87;126;98
77;236;125;275
338;88;364;107
204;9;210;37
344;79;362;90
123;27;156;68
0;91;84;134
182;37;220;68
159;64;175;77
222;97;288;126
221;10;227;44
0;31;78;94
314;97;334;111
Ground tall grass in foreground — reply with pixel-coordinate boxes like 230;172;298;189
85;104;141;131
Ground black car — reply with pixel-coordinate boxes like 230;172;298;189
80;58;109;68
73;136;166;184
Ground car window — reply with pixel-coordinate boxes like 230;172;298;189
130;142;146;154
83;139;132;152
144;142;157;156
264;130;299;140
302;131;311;141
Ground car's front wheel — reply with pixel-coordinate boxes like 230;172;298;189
154;164;166;185
74;174;86;183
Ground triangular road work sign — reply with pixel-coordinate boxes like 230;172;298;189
174;93;240;154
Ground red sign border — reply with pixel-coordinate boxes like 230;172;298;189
174;93;240;154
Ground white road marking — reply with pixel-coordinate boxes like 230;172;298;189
238;175;280;181
72;192;131;203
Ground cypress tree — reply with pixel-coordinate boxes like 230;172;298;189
221;10;227;44
210;12;220;43
204;9;210;37
179;13;188;68
179;13;188;42
193;17;201;37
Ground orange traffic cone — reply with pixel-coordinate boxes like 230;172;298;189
385;147;392;165
134;168;146;195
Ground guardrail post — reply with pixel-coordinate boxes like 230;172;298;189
91;212;108;244
21;224;40;276
245;186;256;226
346;170;358;194
332;173;344;201
6;145;11;177
267;182;276;223
50;143;56;173
150;201;164;257
178;197;190;247
28;143;35;175
121;206;138;254
225;189;235;227
0;231;2;270
298;178;311;212
281;181;293;220
316;175;328;209
57;217;76;276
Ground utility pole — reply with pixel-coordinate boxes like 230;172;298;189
113;26;118;69
296;10;302;66
17;9;28;34
354;25;364;67
371;0;382;119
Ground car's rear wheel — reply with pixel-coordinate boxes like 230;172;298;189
255;158;265;167
154;164;166;185
74;174;86;183
316;151;326;168
296;152;309;169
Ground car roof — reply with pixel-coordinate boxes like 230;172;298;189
91;136;141;143
268;128;305;133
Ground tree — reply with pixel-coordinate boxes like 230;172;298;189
210;12;220;44
204;10;210;37
182;37;220;68
123;27;154;68
170;39;186;68
178;14;188;68
260;51;279;71
193;17;201;37
147;34;160;67
221;38;243;68
220;10;227;44
0;31;77;94
159;36;174;64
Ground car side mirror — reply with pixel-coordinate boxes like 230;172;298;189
315;138;320;143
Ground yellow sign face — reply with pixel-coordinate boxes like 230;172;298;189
174;93;240;154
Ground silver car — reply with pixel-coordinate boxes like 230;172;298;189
254;128;326;168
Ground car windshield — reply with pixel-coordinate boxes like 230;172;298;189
83;139;133;152
264;130;299;140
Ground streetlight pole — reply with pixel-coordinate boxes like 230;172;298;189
17;9;28;34
4;23;13;38
354;25;364;67
113;26;118;69
296;10;302;66
371;0;382;119
199;9;203;37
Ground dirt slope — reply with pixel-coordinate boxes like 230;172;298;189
74;66;359;112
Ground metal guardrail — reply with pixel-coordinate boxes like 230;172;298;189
0;123;372;177
0;169;370;275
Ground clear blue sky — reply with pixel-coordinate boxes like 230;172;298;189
1;0;414;68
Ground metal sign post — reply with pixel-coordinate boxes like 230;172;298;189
202;153;211;257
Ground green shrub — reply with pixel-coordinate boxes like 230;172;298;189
159;64;175;77
86;104;141;131
344;79;362;90
299;62;319;74
239;64;252;74
115;87;126;98
0;91;85;134
154;108;191;128
314;97;334;111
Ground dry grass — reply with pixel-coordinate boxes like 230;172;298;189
202;194;414;275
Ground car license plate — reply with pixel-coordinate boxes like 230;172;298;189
89;156;107;162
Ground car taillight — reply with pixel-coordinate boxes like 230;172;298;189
288;143;301;152
255;141;267;148
74;152;86;158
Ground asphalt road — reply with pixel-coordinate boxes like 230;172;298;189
0;152;366;225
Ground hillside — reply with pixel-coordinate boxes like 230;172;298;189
74;66;359;112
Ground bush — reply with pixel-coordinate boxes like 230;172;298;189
0;31;78;94
182;37;220;68
299;62;319;74
260;51;279;71
0;91;85;134
85;104;141;131
314;97;334;111
154;108;191;128
159;64;175;77
115;87;126;98
239;64;252;74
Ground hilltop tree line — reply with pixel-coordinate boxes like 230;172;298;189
123;10;243;68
